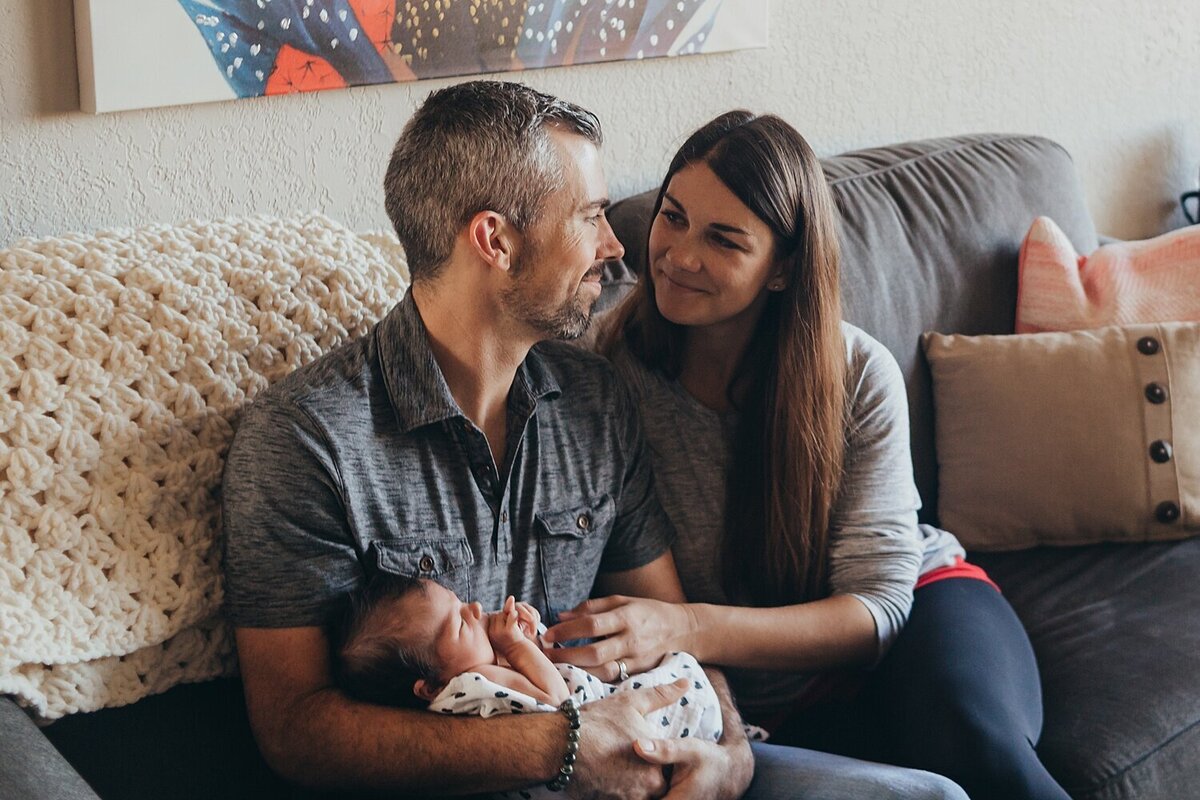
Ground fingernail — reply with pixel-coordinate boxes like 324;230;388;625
638;739;655;752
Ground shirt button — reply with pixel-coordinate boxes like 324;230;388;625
1149;440;1173;463
1144;383;1168;404
576;514;591;531
1137;336;1161;356
418;555;435;572
1155;501;1181;524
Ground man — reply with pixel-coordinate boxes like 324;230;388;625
222;79;751;799
222;80;966;800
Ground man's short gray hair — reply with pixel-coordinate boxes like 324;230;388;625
383;80;603;282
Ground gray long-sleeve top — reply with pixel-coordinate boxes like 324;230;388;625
611;322;963;718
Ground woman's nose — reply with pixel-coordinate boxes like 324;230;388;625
667;241;702;272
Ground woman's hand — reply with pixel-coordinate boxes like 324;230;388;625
542;595;698;681
634;735;753;800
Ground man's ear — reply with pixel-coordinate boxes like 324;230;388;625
413;678;442;702
466;210;519;273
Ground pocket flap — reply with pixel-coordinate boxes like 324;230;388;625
534;494;615;539
369;537;474;578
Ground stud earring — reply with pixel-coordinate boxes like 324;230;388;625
769;281;784;291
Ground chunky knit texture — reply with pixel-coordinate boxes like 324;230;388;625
0;213;409;720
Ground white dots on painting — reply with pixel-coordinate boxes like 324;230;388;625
320;8;329;22
667;18;674;30
349;27;359;41
256;70;265;81
280;17;291;29
649;33;657;46
339;9;348;21
303;6;310;18
330;37;339;48
250;43;262;55
195;14;218;26
257;19;265;29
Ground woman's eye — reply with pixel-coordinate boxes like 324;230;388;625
659;209;685;226
713;234;739;250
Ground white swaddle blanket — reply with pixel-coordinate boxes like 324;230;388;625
430;650;723;741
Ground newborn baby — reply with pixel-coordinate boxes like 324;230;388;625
334;574;722;742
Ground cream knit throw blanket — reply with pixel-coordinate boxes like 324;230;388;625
0;213;409;720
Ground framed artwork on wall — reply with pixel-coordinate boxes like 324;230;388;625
74;0;770;113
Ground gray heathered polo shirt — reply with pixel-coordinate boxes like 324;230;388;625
221;292;675;628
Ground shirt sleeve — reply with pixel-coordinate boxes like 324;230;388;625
826;334;924;662
221;394;363;628
597;374;677;573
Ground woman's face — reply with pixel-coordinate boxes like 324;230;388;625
648;162;783;331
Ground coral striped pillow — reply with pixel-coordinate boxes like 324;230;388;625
1016;217;1200;333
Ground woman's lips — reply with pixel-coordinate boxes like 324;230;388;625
660;270;706;293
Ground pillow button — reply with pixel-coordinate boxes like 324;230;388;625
1144;383;1168;404
1137;336;1161;356
419;555;435;572
1155;501;1181;524
1149;440;1173;463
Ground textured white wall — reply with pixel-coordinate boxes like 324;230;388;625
3;0;1198;245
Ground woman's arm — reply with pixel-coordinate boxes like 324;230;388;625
544;593;876;672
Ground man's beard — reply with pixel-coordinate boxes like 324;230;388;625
502;257;601;341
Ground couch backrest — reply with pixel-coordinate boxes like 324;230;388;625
606;134;1098;524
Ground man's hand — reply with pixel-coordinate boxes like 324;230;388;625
569;678;691;800
543;595;698;681
633;735;753;800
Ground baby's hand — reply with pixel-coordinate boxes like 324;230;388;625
487;596;525;652
514;601;541;640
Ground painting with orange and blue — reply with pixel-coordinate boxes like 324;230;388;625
74;0;768;111
181;0;765;96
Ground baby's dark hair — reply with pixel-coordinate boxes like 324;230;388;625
332;573;438;710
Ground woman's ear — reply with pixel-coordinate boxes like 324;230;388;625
466;210;518;273
767;270;788;292
413;678;443;702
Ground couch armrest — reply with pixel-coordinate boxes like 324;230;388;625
0;697;100;800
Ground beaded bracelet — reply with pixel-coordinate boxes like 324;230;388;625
546;698;581;792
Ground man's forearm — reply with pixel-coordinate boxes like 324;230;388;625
267;686;566;794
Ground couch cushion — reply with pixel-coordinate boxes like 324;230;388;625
974;540;1200;800
923;323;1200;550
42;678;287;800
607;134;1098;523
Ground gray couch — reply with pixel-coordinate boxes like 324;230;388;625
4;134;1198;799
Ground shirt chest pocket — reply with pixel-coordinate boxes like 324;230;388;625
367;537;475;600
534;494;615;619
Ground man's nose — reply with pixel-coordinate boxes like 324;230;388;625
468;602;483;620
599;215;625;262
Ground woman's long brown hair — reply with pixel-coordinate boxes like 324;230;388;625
610;111;847;607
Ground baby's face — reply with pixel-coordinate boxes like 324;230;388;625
411;580;496;680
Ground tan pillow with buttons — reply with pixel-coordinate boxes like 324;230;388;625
922;323;1199;551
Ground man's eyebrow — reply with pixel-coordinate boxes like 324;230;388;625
581;198;611;212
663;192;753;237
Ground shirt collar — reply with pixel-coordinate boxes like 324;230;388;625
377;292;562;433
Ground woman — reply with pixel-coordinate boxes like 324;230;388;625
544;111;1071;800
